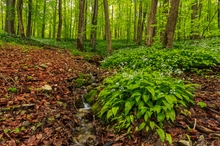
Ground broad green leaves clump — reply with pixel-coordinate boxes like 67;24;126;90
95;70;198;143
102;46;220;74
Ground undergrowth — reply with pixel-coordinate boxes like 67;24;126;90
93;38;220;144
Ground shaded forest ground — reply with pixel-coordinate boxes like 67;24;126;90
0;41;220;146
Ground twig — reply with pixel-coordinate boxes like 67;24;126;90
193;119;197;130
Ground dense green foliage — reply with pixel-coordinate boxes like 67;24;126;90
93;38;220;143
102;40;220;74
96;70;197;143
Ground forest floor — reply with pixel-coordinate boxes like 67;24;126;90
0;44;220;146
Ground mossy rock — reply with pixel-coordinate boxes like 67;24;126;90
84;90;97;105
75;78;85;88
74;73;92;87
91;101;102;114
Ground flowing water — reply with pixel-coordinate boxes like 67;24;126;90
72;95;96;145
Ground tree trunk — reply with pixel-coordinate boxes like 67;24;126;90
17;0;25;38
103;0;112;54
162;0;180;48
57;0;62;41
133;1;137;41
1;1;4;30
136;1;143;45
218;0;220;29
42;0;46;38
160;0;169;42
146;0;158;46
76;0;86;51
191;0;199;39
90;0;98;52
5;0;16;34
26;0;32;37
53;0;58;39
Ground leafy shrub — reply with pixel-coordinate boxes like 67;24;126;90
94;69;198;143
101;46;219;75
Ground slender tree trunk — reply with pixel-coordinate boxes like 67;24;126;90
191;0;199;39
136;1;143;45
103;0;112;54
53;0;58;39
69;0;73;38
146;0;158;46
5;0;16;34
1;1;4;30
26;0;32;37
160;0;169;42
42;0;46;38
134;1;137;41
218;0;220;29
63;0;67;39
84;0;88;40
90;0;98;52
76;0;86;51
162;0;180;48
57;0;62;41
17;0;25;38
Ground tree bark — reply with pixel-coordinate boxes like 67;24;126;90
191;0;199;39
162;0;180;48
26;0;32;37
136;1;143;45
218;0;220;29
76;0;86;51
57;0;62;41
103;0;112;54
1;0;4;30
5;0;16;34
90;0;98;52
42;0;46;38
146;0;158;46
133;1;137;41
17;0;25;38
53;0;58;38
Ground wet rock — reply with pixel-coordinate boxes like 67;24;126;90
177;140;192;146
77;131;96;144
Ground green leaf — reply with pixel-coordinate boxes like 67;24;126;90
157;113;165;122
165;95;177;104
166;109;176;122
152;105;161;114
144;112;149;122
145;126;149;132
139;122;146;131
150;121;155;130
142;94;149;103
8;87;18;93
146;86;155;99
107;110;113;120
197;102;207;108
166;133;172;144
130;115;134;123
112;107;119;116
156;128;165;142
125;100;134;115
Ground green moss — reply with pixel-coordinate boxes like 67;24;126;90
75;78;84;88
91;101;102;114
74;73;92;87
84;90;97;105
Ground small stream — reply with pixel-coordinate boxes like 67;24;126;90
72;96;96;145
